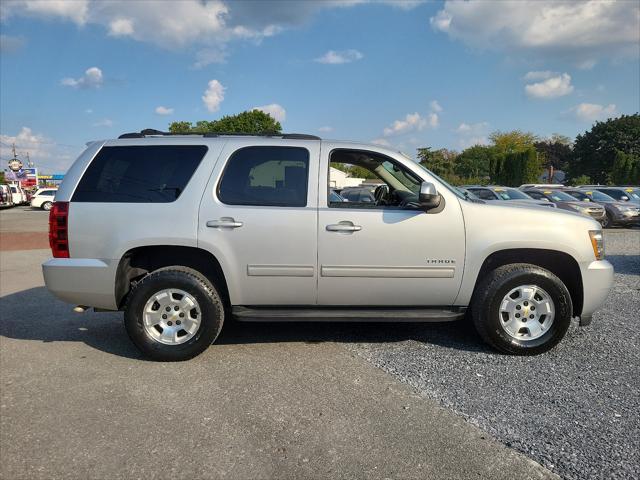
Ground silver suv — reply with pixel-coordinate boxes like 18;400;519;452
43;132;614;360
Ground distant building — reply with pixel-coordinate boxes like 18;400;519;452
329;167;364;189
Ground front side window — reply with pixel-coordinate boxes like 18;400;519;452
470;188;498;200
73;145;207;203
329;149;422;209
218;146;309;207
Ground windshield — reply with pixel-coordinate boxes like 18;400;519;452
405;155;466;200
585;190;615;202
544;190;576;202
493;188;531;200
567;191;589;201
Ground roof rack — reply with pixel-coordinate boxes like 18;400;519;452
118;129;321;140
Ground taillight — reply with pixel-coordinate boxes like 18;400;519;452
49;201;69;258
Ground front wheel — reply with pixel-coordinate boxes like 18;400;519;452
471;263;572;355
124;266;224;361
601;212;613;228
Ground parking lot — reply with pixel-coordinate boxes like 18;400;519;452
1;206;638;480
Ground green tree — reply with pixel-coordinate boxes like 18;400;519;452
491;147;542;186
416;147;458;177
570;113;640;184
535;134;573;183
169;110;282;135
489;130;538;155
454;145;493;179
611;149;640;185
569;174;591;186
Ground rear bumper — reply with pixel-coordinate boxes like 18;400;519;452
42;258;118;310
580;260;614;319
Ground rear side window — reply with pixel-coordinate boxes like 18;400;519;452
470;188;497;200
73;145;207;203
218;146;309;207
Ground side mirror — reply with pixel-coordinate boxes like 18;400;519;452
419;181;442;211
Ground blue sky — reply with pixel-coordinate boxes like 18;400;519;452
1;0;639;173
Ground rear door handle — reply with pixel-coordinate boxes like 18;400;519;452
326;222;362;232
206;217;243;228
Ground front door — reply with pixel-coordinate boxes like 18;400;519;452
318;147;465;306
198;140;320;306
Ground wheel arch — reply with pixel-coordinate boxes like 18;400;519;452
115;245;230;310
472;248;583;317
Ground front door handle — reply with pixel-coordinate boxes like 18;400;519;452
206;217;243;228
326;222;362;233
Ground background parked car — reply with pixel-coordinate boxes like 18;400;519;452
8;184;27;205
339;186;376;203
464;185;556;208
563;188;640;228
30;188;58;210
0;184;14;208
584;186;640;205
522;188;606;224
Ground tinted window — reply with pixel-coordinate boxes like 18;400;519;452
470;188;497;200
41;190;56;196
73;145;207;203
598;189;626;200
526;191;545;200
218;146;309;207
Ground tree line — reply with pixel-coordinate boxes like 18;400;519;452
168;111;640;187
416;114;639;187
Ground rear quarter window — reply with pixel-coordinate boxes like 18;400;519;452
72;145;207;203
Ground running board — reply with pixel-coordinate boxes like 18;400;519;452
232;306;465;323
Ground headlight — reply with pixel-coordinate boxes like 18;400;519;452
589;230;605;260
570;204;587;213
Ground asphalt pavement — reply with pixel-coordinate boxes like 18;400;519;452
0;208;556;479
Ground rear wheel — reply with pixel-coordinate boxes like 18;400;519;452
42;201;52;211
124;266;224;361
471;263;572;355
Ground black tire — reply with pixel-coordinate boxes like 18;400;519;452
471;263;572;355
124;266;224;361
601;212;613;228
42;201;52;211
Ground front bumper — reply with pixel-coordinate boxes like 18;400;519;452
42;258;118;310
612;210;640;225
579;259;614;321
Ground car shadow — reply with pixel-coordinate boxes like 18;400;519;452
0;287;491;359
606;255;640;275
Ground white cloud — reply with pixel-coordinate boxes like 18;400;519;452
455;121;490;149
155;106;174;116
427;112;439;128
252;103;286;123
108;18;134;36
1;0;89;25
431;0;640;63
61;66;103;89
383;113;427;137
202;79;225;112
371;138;391;146
525;73;574;99
1;1;422;65
318;126;333;133
315;49;363;64
85;109;93;114
92;118;113;128
570;103;617;122
429;100;443;113
0;126;80;172
577;59;597;70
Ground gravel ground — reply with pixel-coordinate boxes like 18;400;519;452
340;229;640;480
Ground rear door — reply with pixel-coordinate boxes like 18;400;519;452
198;140;320;306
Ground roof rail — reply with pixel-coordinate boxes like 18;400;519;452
118;129;321;140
